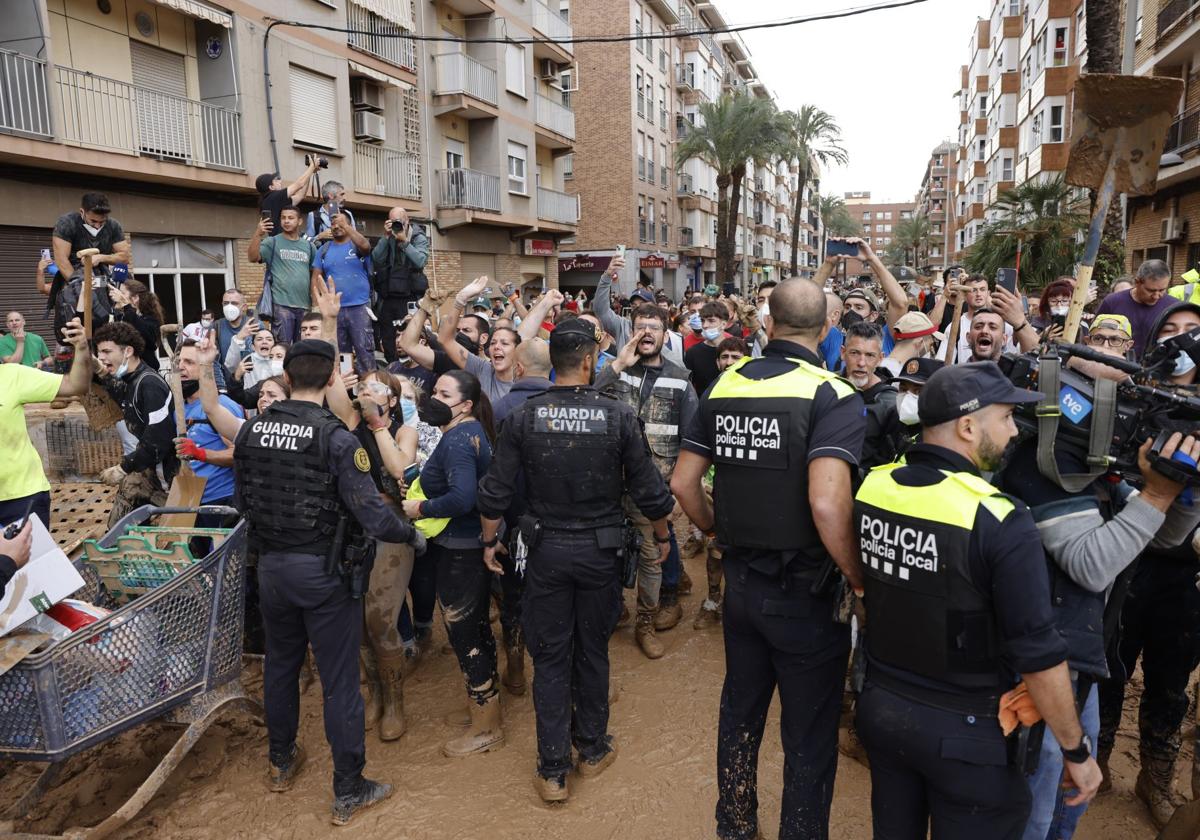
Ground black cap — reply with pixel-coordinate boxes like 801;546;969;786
549;317;602;350
284;339;336;367
895;357;945;386
918;361;1041;426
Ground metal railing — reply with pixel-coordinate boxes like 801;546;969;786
437;167;501;212
532;0;573;51
0;48;51;137
1167;107;1200;153
354;141;420;200
537;186;579;225
677;173;694;194
535;93;575;138
680;227;693;246
348;3;416;72
1158;0;1200;45
55;66;242;169
433;53;498;105
676;115;692;140
675;63;695;89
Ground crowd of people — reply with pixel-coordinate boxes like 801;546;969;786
4;184;1200;840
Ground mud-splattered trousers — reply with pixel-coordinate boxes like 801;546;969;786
625;496;663;620
716;553;849;840
364;537;415;659
524;529;623;779
257;550;366;796
1099;556;1200;770
433;542;499;703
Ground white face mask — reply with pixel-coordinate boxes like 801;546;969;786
897;391;921;426
200;318;214;329
1050;305;1069;317
222;304;241;321
760;301;770;321
269;360;285;377
82;217;105;237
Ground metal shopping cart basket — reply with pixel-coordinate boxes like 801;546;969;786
0;505;261;840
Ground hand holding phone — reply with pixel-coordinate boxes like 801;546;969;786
340;353;354;375
995;268;1018;295
827;240;858;258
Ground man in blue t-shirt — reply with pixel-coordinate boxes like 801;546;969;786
314;213;376;374
175;342;243;509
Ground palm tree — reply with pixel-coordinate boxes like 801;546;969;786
964;175;1088;290
779;105;848;276
675;93;784;287
894;214;933;267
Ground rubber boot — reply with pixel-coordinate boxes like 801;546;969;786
693;598;721;629
442;692;505;757
653;586;682;631
331;777;393;826
636;615;665;659
1135;753;1179;829
677;566;693;596
503;643;527;696
445;707;471;727
376;654;407;742
360;647;382;731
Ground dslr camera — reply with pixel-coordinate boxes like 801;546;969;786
305;153;330;169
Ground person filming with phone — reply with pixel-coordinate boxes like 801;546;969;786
314;210;375;375
371;207;430;363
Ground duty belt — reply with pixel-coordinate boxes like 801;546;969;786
867;666;1001;718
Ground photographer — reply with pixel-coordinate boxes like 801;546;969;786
372;207;430;363
996;308;1200;839
255;157;322;235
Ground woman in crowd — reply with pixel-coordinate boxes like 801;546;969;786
400;370;500;758
112;278;165;365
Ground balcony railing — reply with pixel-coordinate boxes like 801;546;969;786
675;115;692;140
1158;0;1200;45
535;93;575;139
437;168;501;212
348;3;416;72
678;173;694;194
680;227;694;246
675;63;695;89
1166;106;1200;153
354;141;420;200
532;0;573;51
433;52;498;105
55;66;242;169
538;186;578;225
0;48;51;137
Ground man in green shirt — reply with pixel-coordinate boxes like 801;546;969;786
1;311;52;369
247;206;323;344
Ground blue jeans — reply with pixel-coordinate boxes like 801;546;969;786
271;304;307;345
397;548;437;644
662;523;681;588
336;304;377;374
1022;681;1099;840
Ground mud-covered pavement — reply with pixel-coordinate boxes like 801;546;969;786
0;547;1174;839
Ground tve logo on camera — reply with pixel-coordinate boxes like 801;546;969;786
1059;385;1092;425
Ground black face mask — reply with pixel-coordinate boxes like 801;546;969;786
840;310;865;330
181;379;200;398
455;332;479;356
418;397;457;427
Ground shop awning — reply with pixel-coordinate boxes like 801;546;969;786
349;61;412;90
348;0;414;31
150;0;232;28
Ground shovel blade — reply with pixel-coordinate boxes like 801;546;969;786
159;463;206;528
1066;73;1184;195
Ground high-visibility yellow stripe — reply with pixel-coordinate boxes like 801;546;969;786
710;355;854;401
857;464;1015;528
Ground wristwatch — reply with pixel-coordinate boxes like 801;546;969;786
480;534;500;548
1061;733;1092;764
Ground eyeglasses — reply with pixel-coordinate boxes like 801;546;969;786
1087;334;1130;348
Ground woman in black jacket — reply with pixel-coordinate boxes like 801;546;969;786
111;279;164;366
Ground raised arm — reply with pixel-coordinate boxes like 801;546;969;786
195;339;245;441
592;258;628;340
519;288;564;342
286;159;319;202
400;301;437;370
247;217;271;264
313;275;341;347
442;275;491;368
56;318;93;398
813;254;842;288
851;238;906;326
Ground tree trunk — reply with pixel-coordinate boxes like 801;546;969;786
790;162;807;277
715;172;731;290
1087;0;1126;286
725;164;747;288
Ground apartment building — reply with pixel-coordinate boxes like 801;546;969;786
0;0;578;338
916;142;958;270
1124;0;1200;278
842;192;916;277
953;18;991;260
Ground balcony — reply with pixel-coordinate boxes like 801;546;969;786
440;0;495;13
675;63;695;91
679;226;694;247
1167;106;1200;154
537;186;579;227
437;167;501;212
1159;0;1200;48
54;66;242;169
347;4;416;72
354;141;421;201
534;93;575;146
432;53;498;118
647;0;680;25
0;48;51;138
675;115;692;140
531;1;573;62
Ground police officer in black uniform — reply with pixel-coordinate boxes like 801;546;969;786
672;278;867;840
233;339;425;826
853;362;1102;840
476;318;674;804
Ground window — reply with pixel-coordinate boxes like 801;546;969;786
648;201;656;243
1048;105;1064;142
446;138;465;170
875;211;884;220
563;152;574;180
862;211;871;221
506;43;526;97
647;141;654;182
636;69;645;117
884;211;892;220
507;141;527;193
638;195;648;242
977;94;988;118
645;79;653;123
977;138;987;161
659;85;667;129
1030;110;1043;145
661;201;668;244
1001;153;1013;181
660;143;668;185
289;66;338;150
637;131;646;179
1052;25;1068;66
635;18;644;54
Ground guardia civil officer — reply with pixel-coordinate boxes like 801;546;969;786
476;318;674;804
672;278;868;840
233;339;425;826
853;362;1102;840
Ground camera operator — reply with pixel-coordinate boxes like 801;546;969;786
995;308;1200;839
372;208;430;363
255;157;322;235
1098;301;1200;829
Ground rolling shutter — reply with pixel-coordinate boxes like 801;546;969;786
289;66;338;151
130;41;191;160
460;253;496;286
0;226;56;345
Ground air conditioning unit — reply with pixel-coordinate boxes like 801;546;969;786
350;78;384;112
538;58;559;80
353;110;386;143
1162;217;1188;243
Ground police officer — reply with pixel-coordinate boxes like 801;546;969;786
853;362;1101;840
477;318;674;804
672;278;868;840
233;339;425;826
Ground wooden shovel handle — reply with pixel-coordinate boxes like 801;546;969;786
77;248;99;339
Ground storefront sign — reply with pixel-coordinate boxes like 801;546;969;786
558;254;612;273
523;238;556;257
640;254;666;269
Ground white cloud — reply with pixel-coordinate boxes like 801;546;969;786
736;0;985;202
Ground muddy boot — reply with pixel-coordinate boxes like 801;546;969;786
654;586;682;632
535;772;569;803
681;532;704;557
677;566;693;596
442;692;505;757
1097;743;1113;794
503;643;527;696
360;648;382;731
331;777;393;826
1136;753;1179;829
693;599;721;629
577;735;618;778
376;654;407;742
636;615;665;659
268;744;306;793
445;707;471;727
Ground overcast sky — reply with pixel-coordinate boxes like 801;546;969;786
737;0;987;203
